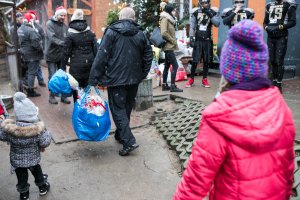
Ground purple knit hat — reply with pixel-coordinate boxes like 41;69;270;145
220;20;268;84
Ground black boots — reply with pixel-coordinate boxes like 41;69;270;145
170;84;183;92
39;182;50;196
27;88;41;97
162;83;170;91
162;83;183;92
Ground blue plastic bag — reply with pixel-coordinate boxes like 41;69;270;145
48;69;72;96
72;86;111;141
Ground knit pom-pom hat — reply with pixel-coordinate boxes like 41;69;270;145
220;20;268;84
14;92;39;123
71;9;84;21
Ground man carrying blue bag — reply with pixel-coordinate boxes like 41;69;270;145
89;7;153;156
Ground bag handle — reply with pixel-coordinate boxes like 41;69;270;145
80;85;102;104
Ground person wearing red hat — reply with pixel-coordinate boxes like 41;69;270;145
17;12;43;97
22;11;47;88
45;6;70;104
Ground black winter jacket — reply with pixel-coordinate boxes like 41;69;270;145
62;20;97;81
17;23;43;62
89;19;153;87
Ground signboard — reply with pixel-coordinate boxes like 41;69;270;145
67;8;92;15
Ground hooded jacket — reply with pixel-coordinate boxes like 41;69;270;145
174;87;295;200
0;119;51;171
160;11;178;51
45;16;68;62
61;20;97;81
17;23;43;62
89;19;153;87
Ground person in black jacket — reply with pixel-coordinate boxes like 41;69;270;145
62;9;98;102
221;0;254;29
89;7;153;156
18;13;43;97
186;0;220;88
263;0;297;92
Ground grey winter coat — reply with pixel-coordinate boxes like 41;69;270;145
0;119;51;171
17;23;44;62
45;16;68;62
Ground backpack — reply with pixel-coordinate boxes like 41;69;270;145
150;27;166;48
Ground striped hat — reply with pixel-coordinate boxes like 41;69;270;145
220;20;268;84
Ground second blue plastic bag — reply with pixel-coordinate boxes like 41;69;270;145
48;69;72;96
72;86;111;141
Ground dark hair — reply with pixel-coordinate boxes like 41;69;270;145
164;3;174;14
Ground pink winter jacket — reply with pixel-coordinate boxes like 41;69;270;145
174;87;295;200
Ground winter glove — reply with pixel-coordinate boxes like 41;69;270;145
190;37;195;48
265;26;279;33
203;9;213;18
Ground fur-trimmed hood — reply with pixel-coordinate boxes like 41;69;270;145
1;119;46;138
160;11;176;25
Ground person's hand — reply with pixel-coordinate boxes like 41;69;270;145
234;5;242;13
203;9;213;18
190;37;195;48
265;26;279;33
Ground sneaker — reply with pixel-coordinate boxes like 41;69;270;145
202;78;210;88
38;80;46;87
119;144;139;156
61;97;71;104
49;96;58;104
39;182;50;196
185;78;194;88
20;191;29;200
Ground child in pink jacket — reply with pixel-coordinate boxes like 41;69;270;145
174;20;295;200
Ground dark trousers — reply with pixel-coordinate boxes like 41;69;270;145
267;36;288;82
191;40;211;79
107;84;138;147
163;51;179;85
25;60;40;89
190;62;209;79
15;164;45;193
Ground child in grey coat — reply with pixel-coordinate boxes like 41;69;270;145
0;92;51;200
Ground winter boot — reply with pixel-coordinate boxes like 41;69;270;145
272;79;278;87
170;84;183;92
61;97;71;104
27;88;41;97
38;80;46;87
20;191;29;200
162;83;170;91
49;95;58;104
185;78;194;88
39;182;50;196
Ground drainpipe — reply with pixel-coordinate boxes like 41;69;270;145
12;0;22;91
